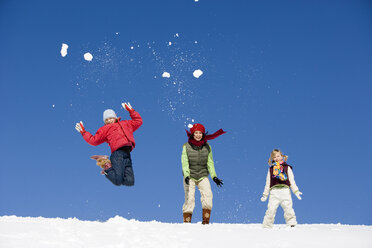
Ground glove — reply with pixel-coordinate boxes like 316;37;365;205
213;177;223;187
295;191;302;200
75;121;86;134
260;195;268;202
184;176;190;185
122;102;134;113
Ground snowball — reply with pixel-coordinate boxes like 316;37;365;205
84;52;93;61
130;46;134;50
60;43;68;57
175;33;179;37
193;69;203;78
168;42;172;46
188;124;194;129
162;72;170;78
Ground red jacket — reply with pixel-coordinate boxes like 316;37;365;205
82;111;143;153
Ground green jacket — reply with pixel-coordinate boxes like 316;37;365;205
181;142;217;182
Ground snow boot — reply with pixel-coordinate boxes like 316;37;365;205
202;209;211;224
90;155;112;175
183;213;192;223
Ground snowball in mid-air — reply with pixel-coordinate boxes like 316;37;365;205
84;52;93;61
60;43;68;57
162;72;170;78
168;42;172;46
193;69;203;78
188;124;193;129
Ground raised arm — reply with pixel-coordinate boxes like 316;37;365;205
75;121;106;146
122;102;143;131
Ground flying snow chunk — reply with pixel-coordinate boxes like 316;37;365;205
193;69;203;78
84;52;93;61
60;43;68;57
162;72;171;78
168;42;172;46
188;124;194;129
195;0;199;2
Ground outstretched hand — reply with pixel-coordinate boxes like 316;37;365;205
260;195;268;202
295;191;303;200
122;102;134;113
75;121;86;134
213;177;223;187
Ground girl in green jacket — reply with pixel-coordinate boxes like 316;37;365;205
181;123;225;224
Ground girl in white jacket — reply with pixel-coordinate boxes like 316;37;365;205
261;149;302;228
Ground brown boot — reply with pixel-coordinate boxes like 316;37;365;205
202;209;211;224
183;213;192;223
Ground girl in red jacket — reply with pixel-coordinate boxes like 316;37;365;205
75;102;143;186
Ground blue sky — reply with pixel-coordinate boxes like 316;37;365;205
1;0;371;225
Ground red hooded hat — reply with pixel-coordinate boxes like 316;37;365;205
190;123;205;134
186;123;226;146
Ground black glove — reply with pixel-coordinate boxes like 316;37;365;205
185;176;190;185
213;177;223;187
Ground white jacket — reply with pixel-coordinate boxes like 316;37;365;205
262;166;299;197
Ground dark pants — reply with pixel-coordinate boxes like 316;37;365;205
105;146;135;186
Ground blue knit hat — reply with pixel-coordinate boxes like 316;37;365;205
103;109;117;122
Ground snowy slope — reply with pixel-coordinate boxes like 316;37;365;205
0;216;371;248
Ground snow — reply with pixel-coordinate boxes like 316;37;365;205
0;216;371;248
60;43;68;57
162;72;171;78
193;69;203;78
84;52;93;61
188;123;194;128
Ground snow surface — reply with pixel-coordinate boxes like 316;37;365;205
0;216;371;248
84;52;93;61
193;69;203;78
60;43;68;57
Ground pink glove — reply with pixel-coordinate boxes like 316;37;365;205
75;121;86;134
122;102;135;113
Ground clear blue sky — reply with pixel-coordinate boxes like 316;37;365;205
1;0;371;225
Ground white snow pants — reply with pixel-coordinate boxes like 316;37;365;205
182;177;213;213
263;187;297;228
